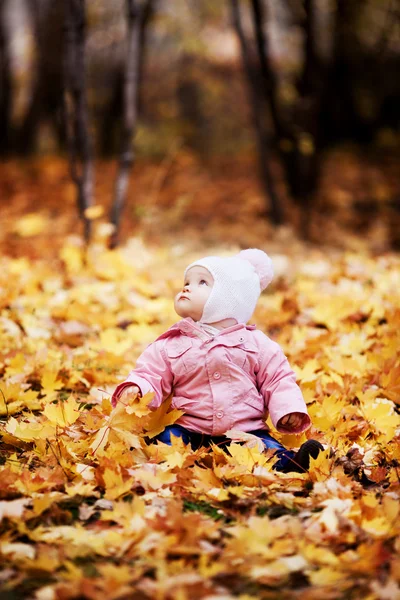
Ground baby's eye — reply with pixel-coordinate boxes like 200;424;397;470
199;279;208;285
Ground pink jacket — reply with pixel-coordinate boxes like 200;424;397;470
112;318;311;436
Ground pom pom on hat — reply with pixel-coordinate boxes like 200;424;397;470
237;248;274;291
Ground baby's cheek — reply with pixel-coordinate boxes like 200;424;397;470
173;296;181;313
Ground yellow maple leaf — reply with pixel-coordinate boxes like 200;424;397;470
125;392;154;418
361;516;392;537
308;449;332;482
311;297;358;330
326;370;344;387
326;350;367;377
0;384;40;416
273;431;308;449
336;331;372;357
5;353;29;378
90;393;154;455
31;495;57;517
128;467;177;491
100;496;145;527
227;517;278;556
161;449;186;470
110;428;142;450
309;394;346;433
43;395;80;427
143;396;184;439
379;361;400;404
90;424;110;455
190;464;223;493
5;417;56;442
0;383;23;406
359;394;400;442
65;481;98;498
293;359;321;383
224;439;269;468
41;369;63;393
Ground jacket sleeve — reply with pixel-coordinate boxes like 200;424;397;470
255;335;311;434
111;340;173;409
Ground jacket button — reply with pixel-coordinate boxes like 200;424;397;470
213;372;221;379
216;411;223;418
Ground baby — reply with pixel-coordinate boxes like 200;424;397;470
112;248;323;472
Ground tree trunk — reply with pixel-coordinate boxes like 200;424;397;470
251;0;325;237
177;53;208;157
17;0;44;153
63;0;93;242
17;0;65;154
109;0;153;248
99;67;124;157
250;0;282;142
291;0;322;204
230;0;283;225
322;0;360;143
0;0;12;155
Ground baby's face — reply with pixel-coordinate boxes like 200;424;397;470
174;266;213;321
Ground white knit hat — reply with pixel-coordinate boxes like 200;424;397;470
185;248;274;324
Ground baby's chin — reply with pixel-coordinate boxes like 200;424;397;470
174;301;190;319
174;303;199;321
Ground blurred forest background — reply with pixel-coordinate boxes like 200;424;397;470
0;0;399;251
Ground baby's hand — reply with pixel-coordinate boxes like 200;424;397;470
118;385;141;403
278;412;304;431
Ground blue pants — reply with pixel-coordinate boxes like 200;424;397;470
154;424;296;472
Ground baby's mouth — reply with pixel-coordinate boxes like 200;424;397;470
179;295;190;301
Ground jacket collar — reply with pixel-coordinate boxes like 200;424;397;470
155;317;256;342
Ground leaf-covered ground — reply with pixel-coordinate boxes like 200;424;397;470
1;158;400;600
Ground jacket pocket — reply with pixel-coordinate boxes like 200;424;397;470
242;391;264;413
171;395;198;412
166;338;196;376
225;341;258;370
